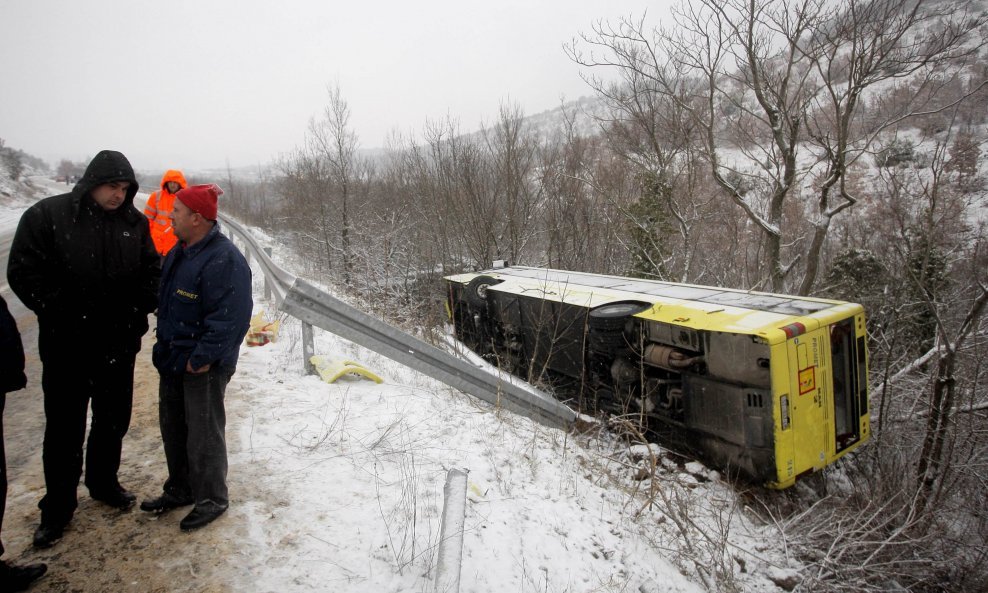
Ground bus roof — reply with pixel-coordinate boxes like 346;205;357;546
446;266;864;344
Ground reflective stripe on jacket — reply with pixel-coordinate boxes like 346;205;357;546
144;169;187;256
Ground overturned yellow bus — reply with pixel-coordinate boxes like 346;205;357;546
444;266;869;489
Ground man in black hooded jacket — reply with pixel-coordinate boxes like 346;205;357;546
1;295;48;590
6;150;160;549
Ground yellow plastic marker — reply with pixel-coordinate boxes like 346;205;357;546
310;356;384;384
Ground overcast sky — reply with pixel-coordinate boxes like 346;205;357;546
0;0;672;172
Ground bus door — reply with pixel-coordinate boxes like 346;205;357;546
787;327;830;473
826;317;865;454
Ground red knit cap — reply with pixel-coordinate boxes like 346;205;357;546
176;183;223;221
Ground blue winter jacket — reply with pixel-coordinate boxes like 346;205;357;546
153;223;252;375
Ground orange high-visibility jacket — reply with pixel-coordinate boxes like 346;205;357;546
144;169;188;256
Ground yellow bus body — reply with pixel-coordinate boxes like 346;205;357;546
445;266;870;489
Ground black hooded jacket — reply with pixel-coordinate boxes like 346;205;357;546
6;150;160;352
0;295;27;394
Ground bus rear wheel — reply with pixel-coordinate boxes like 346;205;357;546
465;275;500;308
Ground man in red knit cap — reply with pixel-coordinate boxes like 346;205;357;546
142;184;253;531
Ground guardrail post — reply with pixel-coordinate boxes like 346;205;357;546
263;247;273;301
435;468;469;593
301;321;316;375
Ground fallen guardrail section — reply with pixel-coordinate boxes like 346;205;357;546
218;214;577;431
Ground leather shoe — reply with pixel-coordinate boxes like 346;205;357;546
0;560;48;591
32;522;65;549
90;486;137;509
140;492;194;513
180;502;227;532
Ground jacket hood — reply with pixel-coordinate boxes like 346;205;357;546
73;150;140;204
160;169;188;193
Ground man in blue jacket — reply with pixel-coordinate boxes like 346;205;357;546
142;183;252;531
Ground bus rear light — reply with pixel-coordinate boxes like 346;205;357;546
780;322;806;338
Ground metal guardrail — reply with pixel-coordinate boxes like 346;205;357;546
219;214;295;302
217;213;577;430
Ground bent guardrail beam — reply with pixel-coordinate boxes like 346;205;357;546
219;214;296;303
219;213;576;430
282;278;577;430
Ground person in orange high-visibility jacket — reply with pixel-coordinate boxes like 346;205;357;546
144;170;188;256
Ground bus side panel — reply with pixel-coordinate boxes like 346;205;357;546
511;293;588;382
681;376;775;483
787;328;830;477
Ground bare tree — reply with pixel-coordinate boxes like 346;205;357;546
277;147;335;273
571;0;823;291
570;0;986;294
793;117;988;590
308;84;361;285
421;117;498;269
538;105;612;270
565;14;716;283
799;0;988;295
482;102;543;265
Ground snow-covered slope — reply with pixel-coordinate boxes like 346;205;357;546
0;195;798;593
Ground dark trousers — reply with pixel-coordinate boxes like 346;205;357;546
158;368;232;507
1;393;7;556
37;344;136;525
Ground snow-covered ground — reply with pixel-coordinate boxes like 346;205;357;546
0;176;796;592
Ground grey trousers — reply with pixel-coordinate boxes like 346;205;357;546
158;367;233;508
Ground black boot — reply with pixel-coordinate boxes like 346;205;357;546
0;560;48;592
32;521;65;549
89;484;137;509
139;492;194;513
179;502;227;531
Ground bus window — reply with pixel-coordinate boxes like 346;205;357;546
830;318;860;452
